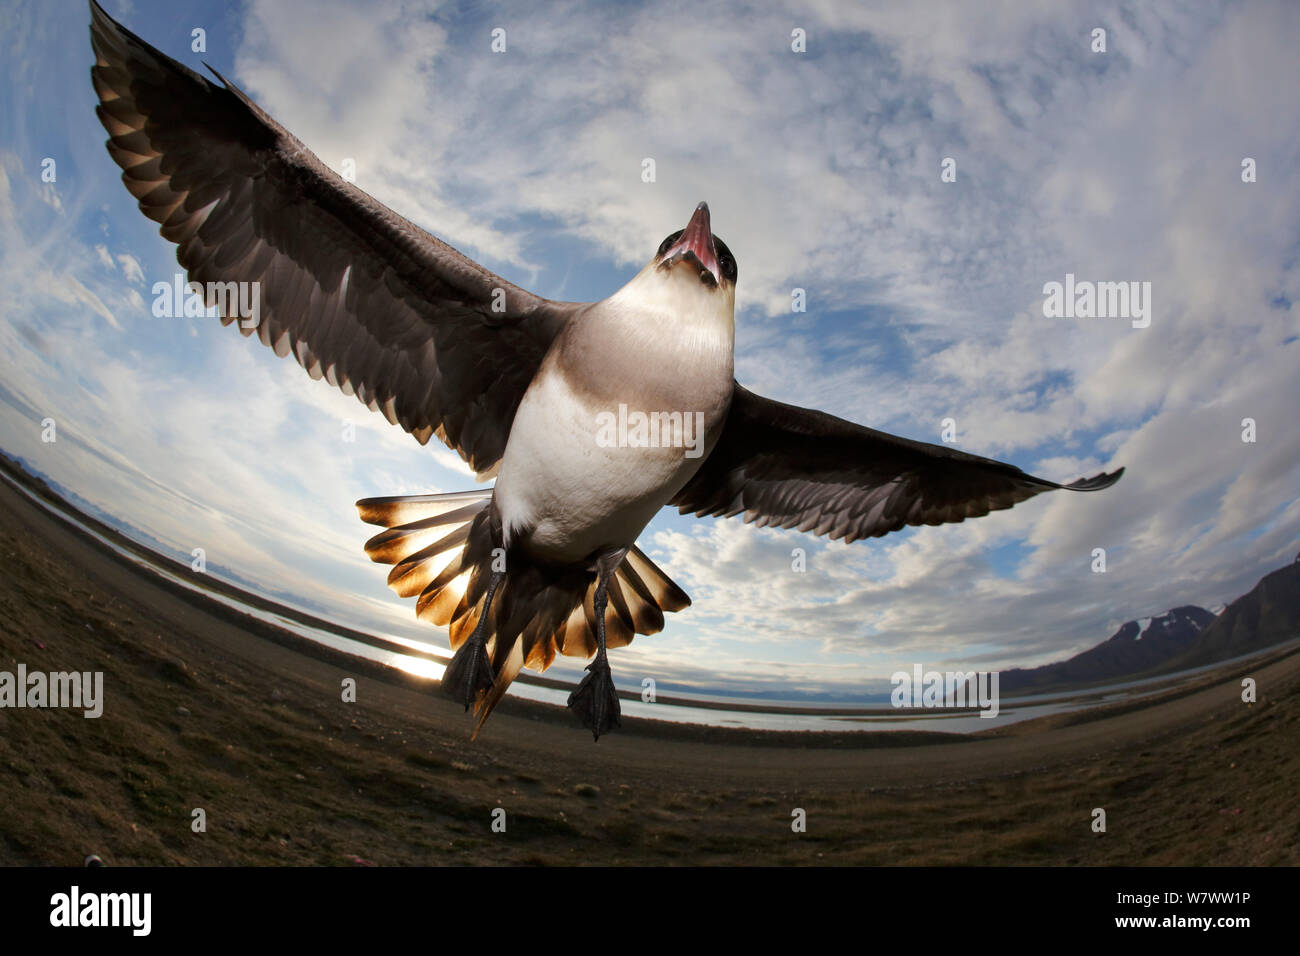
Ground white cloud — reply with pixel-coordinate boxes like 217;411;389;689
115;252;144;284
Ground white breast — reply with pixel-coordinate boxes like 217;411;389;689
494;262;735;564
494;374;691;562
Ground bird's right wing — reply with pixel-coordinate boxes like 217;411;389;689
90;1;576;477
673;385;1124;543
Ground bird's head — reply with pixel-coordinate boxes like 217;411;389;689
602;201;737;349
653;201;737;292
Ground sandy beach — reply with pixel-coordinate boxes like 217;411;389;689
0;475;1295;866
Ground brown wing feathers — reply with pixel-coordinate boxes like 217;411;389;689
89;1;570;475
674;385;1124;543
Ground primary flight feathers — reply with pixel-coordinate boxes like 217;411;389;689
675;386;1122;543
90;0;572;477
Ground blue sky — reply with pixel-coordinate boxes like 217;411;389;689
1;0;1297;701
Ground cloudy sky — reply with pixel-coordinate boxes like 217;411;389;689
1;0;1297;701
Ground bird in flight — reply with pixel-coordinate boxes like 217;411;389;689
89;1;1123;740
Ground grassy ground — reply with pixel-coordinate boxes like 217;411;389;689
0;477;1295;865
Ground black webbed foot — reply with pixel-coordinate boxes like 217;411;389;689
567;656;622;741
441;638;496;712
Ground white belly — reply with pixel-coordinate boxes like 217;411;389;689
494;368;722;564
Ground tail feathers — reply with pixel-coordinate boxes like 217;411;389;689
357;489;490;631
553;545;691;659
355;489;692;734
624;546;691;614
363;501;488;565
386;525;472;598
357;490;492;528
471;640;523;740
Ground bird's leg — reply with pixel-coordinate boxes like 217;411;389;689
440;569;503;712
567;549;627;740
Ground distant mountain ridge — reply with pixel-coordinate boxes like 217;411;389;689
998;606;1217;693
1160;559;1300;673
995;558;1300;695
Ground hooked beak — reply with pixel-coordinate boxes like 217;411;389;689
659;201;721;287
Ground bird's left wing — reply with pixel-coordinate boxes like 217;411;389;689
89;1;576;477
672;385;1123;543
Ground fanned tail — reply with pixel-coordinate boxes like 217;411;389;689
356;490;691;735
358;490;491;636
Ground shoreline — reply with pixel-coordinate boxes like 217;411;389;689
3;454;1291;733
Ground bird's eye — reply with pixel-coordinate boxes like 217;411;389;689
657;230;684;258
714;236;738;283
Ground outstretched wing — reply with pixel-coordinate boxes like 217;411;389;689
673;385;1124;543
89;1;575;476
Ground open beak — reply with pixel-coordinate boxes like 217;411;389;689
659;202;721;287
